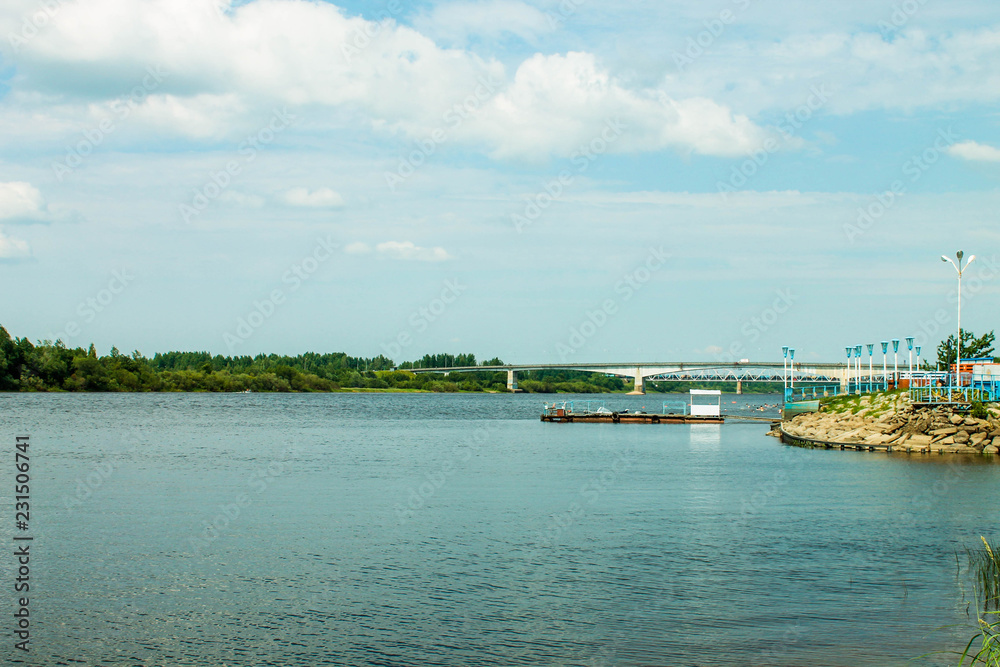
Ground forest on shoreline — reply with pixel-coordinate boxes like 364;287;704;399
0;325;786;394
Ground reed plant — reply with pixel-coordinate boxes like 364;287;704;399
957;537;1000;665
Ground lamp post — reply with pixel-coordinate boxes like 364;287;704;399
942;251;976;387
789;348;795;391
906;337;914;384
916;345;922;374
855;345;862;394
880;341;889;391
782;346;789;396
892;339;900;389
867;344;875;393
846;346;853;394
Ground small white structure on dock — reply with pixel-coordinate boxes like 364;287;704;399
689;389;722;417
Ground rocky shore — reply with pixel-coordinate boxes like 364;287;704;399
776;392;1000;455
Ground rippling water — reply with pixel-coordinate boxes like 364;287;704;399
1;392;997;666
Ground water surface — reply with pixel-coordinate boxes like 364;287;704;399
1;392;995;666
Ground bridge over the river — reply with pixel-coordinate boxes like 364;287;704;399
411;361;867;394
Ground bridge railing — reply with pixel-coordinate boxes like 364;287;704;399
908;371;999;404
784;384;844;402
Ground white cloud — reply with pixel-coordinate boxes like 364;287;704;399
0;181;51;223
376;241;451;262
344;242;372;255
0;0;770;160
948;140;1000;162
0;229;31;259
283;187;345;208
464;52;769;159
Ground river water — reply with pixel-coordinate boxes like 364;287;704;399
1;392;997;666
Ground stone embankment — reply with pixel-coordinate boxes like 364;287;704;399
776;392;1000;455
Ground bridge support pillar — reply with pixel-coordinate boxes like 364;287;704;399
628;368;645;395
736;380;742;395
506;369;518;393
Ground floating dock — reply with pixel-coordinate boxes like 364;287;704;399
541;410;724;424
541;393;726;424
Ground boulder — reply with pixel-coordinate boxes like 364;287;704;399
970;432;988;446
909;434;933;445
930;426;959;436
984;445;999;455
950;414;965;425
954;431;971;444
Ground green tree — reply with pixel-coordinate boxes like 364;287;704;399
0;326;26;390
936;330;995;367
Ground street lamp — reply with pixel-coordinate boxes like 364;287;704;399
880;341;889;391
915;345;922;374
846;346;853;394
942;250;976;387
789;348;795;390
892;339;900;389
867;344;875;393
782;346;789;395
906;337;914;384
855;345;862;394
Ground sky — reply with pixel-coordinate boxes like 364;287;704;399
1;0;998;365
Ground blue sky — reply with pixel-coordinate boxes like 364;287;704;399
1;0;998;364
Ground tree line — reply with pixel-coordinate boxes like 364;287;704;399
0;325;627;393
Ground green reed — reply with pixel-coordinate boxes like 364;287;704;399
957;537;1000;665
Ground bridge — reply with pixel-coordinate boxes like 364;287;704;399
410;361;866;394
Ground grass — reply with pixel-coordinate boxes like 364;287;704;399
968;538;1000;612
956;538;1000;665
